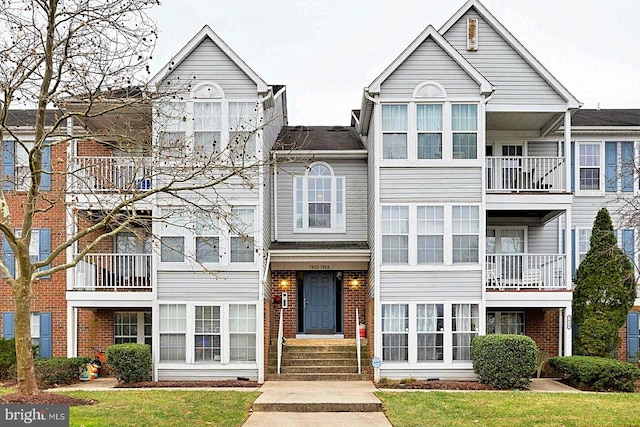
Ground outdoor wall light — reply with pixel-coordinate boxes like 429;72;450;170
280;279;288;288
351;279;359;288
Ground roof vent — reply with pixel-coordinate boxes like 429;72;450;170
467;17;478;51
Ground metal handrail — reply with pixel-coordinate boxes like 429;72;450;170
277;308;284;375
356;308;362;375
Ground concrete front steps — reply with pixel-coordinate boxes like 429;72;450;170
267;338;371;381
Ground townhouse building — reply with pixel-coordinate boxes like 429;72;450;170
1;0;639;382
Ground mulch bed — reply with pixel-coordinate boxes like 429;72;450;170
377;380;493;390
0;392;95;406
115;380;260;388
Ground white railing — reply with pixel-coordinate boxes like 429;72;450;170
69;156;152;192
355;308;362;375
74;253;152;290
486;254;566;290
485;157;566;192
277;308;284;375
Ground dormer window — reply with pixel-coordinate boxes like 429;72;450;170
294;163;346;233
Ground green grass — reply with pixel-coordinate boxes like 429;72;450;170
0;388;258;427
378;391;640;427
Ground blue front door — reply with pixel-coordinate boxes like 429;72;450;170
304;272;335;334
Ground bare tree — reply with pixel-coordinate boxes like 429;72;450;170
0;0;280;395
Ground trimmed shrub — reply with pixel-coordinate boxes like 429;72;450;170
33;357;92;386
549;356;640;392
472;334;538;389
0;338;17;379
106;344;151;383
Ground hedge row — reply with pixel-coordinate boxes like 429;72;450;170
549;356;640;392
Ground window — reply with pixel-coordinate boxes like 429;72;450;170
382;206;409;263
157;102;187;160
452;206;480;263
3;229;51;279
577;228;592;265
3;312;51;359
452;104;477;159
229;304;256;362
229;102;257;160
193;101;221;157
417;206;444;264
195;212;219;263
487;311;525;335
230;207;255;263
417;104;443;159
294;163;345;232
114;312;138;344
159;304;186;362
417;304;444;361
160;209;186;263
194;306;221;362
30;313;40;350
1;140;51;191
382;104;408;159
452;304;479;361
382;304;409;361
579;144;600;190
604;141;634;192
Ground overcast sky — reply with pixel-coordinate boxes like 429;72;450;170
149;0;640;125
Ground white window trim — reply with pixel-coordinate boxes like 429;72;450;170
379;100;481;165
157;302;258;367
574;141;605;196
293;162;347;233
381;301;481;366
487;311;525;335
381;204;482;269
157;205;257;268
486;226;529;254
575;226;592;269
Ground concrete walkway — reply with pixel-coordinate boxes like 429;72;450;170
244;381;392;427
528;378;583;393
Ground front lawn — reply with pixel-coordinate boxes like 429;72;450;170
378;391;640;427
0;389;259;427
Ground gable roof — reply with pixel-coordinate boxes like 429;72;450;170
367;25;494;95
440;0;580;109
274;126;365;151
572;109;640;127
149;25;268;93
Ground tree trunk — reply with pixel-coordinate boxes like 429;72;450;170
14;277;38;395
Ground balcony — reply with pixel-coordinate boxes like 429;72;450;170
486;157;566;192
485;254;566;290
73;253;152;291
69;156;152;193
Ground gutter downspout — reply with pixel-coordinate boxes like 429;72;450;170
273;152;278;242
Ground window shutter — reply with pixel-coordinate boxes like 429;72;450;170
627;312;639;362
40;144;51;191
2;234;15;278
38;312;52;359
571;228;576;279
570;142;575;192
38;229;51;279
622;229;635;264
605;141;617;192
2;312;14;338
2;140;15;191
620;142;634;192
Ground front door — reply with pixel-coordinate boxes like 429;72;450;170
304;272;335;334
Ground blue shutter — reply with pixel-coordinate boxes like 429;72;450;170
40;144;51;191
622;229;635;264
570;142;575;192
621;142;634;192
627;312;639;362
38;312;52;359
605;142;617;192
2;312;14;339
571;229;576;279
2;234;15;278
38;229;51;279
2;140;15;191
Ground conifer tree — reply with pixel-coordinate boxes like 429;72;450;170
573;208;637;356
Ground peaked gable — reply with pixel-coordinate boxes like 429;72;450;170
441;0;580;109
367;25;493;96
151;25;268;95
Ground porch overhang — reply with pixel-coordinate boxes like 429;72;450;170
269;242;370;271
485;290;573;307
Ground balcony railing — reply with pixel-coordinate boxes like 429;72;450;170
485;157;566;192
73;253;152;290
485;254;566;290
69;156;152;192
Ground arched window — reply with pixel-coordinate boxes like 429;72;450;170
294;163;345;232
